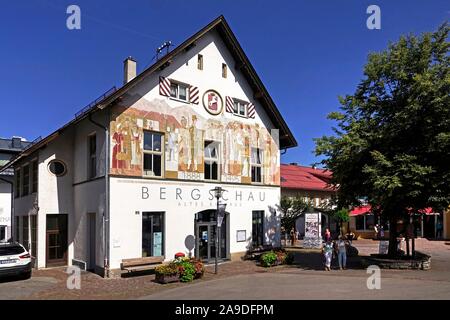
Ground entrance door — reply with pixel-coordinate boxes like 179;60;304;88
46;214;68;267
195;210;228;262
87;213;96;271
142;212;164;257
252;211;264;247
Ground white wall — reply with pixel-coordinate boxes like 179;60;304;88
109;177;280;269
0;182;12;241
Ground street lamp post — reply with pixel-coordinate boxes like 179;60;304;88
211;186;227;275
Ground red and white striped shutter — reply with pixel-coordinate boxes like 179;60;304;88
189;86;199;104
159;76;171;97
225;96;234;113
247;103;255;118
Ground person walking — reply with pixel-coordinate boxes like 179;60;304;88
336;236;347;270
290;228;295;246
436;220;443;239
322;240;334;271
324;228;331;242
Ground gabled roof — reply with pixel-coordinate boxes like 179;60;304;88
280;164;334;192
0;15;297;173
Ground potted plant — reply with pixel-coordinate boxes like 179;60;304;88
190;258;205;279
155;263;179;284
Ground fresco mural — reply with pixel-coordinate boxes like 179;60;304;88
110;96;280;185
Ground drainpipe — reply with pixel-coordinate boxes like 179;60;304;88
88;112;110;278
0;177;14;242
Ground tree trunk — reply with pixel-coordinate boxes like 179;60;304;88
388;215;398;257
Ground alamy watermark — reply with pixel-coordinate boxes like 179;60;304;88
66;5;81;30
366;5;381;30
366;265;381;290
66;266;81;290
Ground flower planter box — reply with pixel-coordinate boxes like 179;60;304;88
155;273;179;284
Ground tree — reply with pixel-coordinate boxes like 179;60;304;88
331;208;350;237
278;195;311;234
315;24;450;256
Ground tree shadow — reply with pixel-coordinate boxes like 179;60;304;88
287;250;366;270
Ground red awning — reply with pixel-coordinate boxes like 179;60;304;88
350;205;438;216
349;205;371;216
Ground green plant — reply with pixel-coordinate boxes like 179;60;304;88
177;260;196;282
260;251;277;267
283;252;295;265
190;258;205;278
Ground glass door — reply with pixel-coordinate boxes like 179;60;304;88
46;214;68;267
142;212;164;257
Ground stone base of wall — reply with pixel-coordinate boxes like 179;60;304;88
230;251;246;261
361;251;431;270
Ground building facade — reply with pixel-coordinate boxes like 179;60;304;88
0;137;31;242
280;163;337;238
1;16;296;276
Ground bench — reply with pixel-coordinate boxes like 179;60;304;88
120;256;165;273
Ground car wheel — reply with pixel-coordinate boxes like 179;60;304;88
21;271;32;280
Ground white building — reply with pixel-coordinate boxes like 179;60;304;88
1;16;296;276
0;137;31;242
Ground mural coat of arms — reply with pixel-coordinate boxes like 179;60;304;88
202;90;223;115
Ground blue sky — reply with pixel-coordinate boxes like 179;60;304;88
0;1;448;166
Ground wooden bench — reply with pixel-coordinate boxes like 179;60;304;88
120;256;165;273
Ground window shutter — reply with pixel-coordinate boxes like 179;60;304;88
225;96;234;113
189;86;199;104
247;103;255;118
159;76;171;96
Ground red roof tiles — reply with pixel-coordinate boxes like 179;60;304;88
280;164;334;192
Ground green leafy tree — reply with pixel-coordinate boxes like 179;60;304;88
315;24;450;256
278;195;311;234
331;208;350;236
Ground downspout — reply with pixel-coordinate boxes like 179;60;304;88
88;112;110;278
0;177;14;242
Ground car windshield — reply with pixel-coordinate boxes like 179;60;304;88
0;245;25;256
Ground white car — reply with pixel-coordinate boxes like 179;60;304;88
0;242;32;279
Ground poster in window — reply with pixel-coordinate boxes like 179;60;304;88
153;232;162;256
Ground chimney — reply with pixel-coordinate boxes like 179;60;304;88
289;162;298;166
123;56;137;84
12;137;22;149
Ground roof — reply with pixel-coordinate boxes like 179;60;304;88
0;138;32;153
280;164;334;192
0;15;297;174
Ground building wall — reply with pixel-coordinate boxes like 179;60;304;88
0;181;12;240
109;177;280;269
110;29;280;186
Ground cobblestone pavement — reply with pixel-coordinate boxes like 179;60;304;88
0;239;449;299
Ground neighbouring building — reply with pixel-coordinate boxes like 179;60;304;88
280;163;337;238
0;137;31;242
0;16;297;276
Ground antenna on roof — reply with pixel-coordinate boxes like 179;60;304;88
156;41;173;60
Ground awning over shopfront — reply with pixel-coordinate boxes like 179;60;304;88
349;205;438;216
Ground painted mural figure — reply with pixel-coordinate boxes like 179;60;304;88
110;96;280;186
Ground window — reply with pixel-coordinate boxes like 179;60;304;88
88;134;97;179
204;141;219;181
169;81;189;101
31;160;38;193
22;216;29;250
233;99;247;117
197;54;203;70
15;168;21;198
48;160;67;176
142;212;164;257
0;226;6;242
143;131;163;177
355;214;375;231
252;211;264;247
222;63;227;78
251;148;263;183
30;215;37;258
22;164;30;196
15;216;20;243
